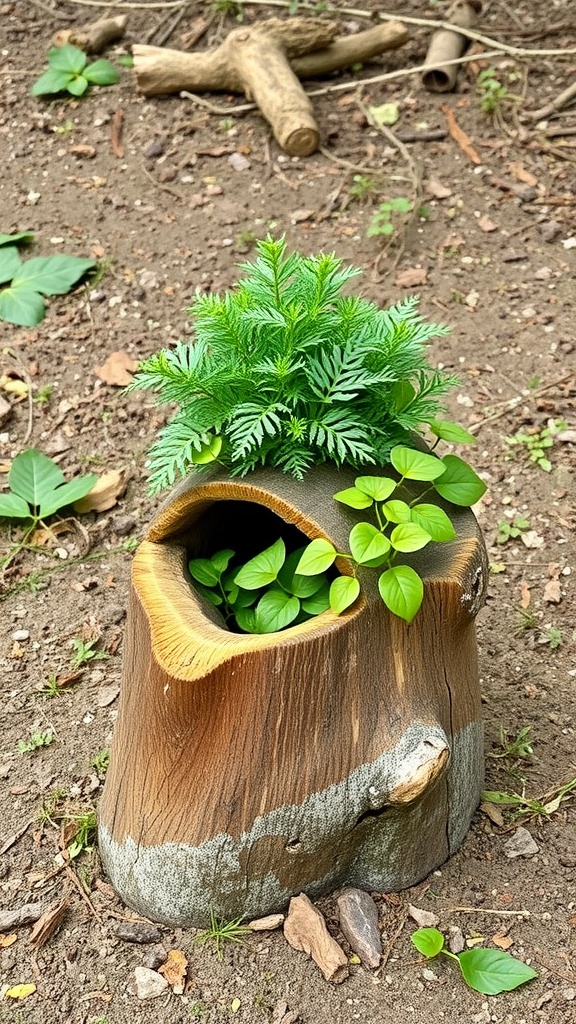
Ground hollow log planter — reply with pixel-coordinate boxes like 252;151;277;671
99;465;487;928
132;18;409;156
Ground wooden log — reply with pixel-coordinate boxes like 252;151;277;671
99;464;487;927
132;18;408;156
421;0;482;93
53;15;128;54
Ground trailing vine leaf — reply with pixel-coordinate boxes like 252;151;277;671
0;253;96;327
434;454;487;506
410;503;456;542
295;538;338;576
457;948;538;995
378;565;424;622
390;445;446;481
329;575;360;613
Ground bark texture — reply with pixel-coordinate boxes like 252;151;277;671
53;15;128;54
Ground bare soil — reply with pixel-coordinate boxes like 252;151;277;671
0;2;575;1023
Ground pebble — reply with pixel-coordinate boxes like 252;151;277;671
110;513;137;536
539;220;562;242
503;826;539;859
133;965;169;999
11;629;29;641
337;888;382;968
143;944;168;971
114;921;163;944
563;988;575;1001
422;967;439;982
408;904;439;929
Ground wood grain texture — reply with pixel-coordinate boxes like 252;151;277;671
99;465;487;925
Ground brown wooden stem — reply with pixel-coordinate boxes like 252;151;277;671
53;15;128;54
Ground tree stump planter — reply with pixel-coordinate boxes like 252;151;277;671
99;465;487;928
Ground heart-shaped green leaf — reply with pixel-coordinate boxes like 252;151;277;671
31;68;74;97
8;449;65;507
329;575;360;614
427;419;476;445
411;928;445;958
389;522;432;553
301;580;331;615
234;538;285;590
354;476;396;502
11;255;96;296
253;590;300;633
189;558;221;587
378;565;423;622
349;522;390;565
434;455;487;507
295;538;337;576
191;435;222;465
0;232;35;248
0;286;45;327
391;445;446;481
410;503;456;542
382;499;411;524
48;44;87;75
333;486;373;510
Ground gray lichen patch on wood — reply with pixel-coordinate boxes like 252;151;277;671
99;721;481;927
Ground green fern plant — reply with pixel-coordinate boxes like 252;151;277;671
130;236;457;493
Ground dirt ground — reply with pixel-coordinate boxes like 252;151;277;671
1;0;575;1022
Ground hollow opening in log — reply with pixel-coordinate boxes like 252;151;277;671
180;498;339;633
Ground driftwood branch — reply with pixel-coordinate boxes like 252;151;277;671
132;18;408;156
53;15;128;54
421;0;481;93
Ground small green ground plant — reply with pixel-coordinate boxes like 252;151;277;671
476;68;508;114
0;233;95;327
496;515;530;544
32;44;119;98
194;911;251;960
489;725;533;760
70;636;109;668
505;419;566;473
367;196;412;238
412;927;537;994
18;729;54;754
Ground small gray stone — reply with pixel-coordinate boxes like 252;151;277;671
503;826;539;859
448;926;465;954
337;888;382;968
143;943;168;971
133;965;169;999
562;987;575;1001
539;220;562;243
115;920;163;944
110;514;137;536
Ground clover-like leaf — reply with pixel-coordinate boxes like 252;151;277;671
0;492;32;519
11;254;96;296
48;44;87;75
0;286;45;327
8;449;65;508
83;59;120;86
0;246;23;285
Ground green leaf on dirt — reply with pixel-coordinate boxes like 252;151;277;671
457;948;538;995
48;44;87;75
66;75;89;97
38;477;98;518
0;286;45;327
0;247;23;285
0;492;32;519
11;254;95;295
31;68;74;96
7;449;96;518
434;454;487;506
83;59;120;86
411;927;445;958
369;102;399;126
0;232;35;248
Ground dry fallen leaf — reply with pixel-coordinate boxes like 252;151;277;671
520;580;531;609
73;468;129;513
480;801;505;827
158;949;188;994
5;984;36;999
94;351;138;387
394;267;428;288
543;579;562;604
441;104;481;165
424;177;452;199
521;530;545;550
492;933;514;950
0;934;17;948
29;898;69;950
508;162;538;187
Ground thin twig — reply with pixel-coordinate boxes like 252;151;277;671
525;78;576;121
140;162;184;200
469;372;574;434
180;90;255;115
444;906;531;918
155;1;191;47
378;904;410;972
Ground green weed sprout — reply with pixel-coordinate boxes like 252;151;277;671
32;44;119;99
367;197;413;238
412;927;537;994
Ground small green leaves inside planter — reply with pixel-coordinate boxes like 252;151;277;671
234;538;285;589
32;45;119;99
434;454;487;506
250;589;300;633
411;927;538;996
378;565;424;623
0;449;97;523
391;446;446;481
